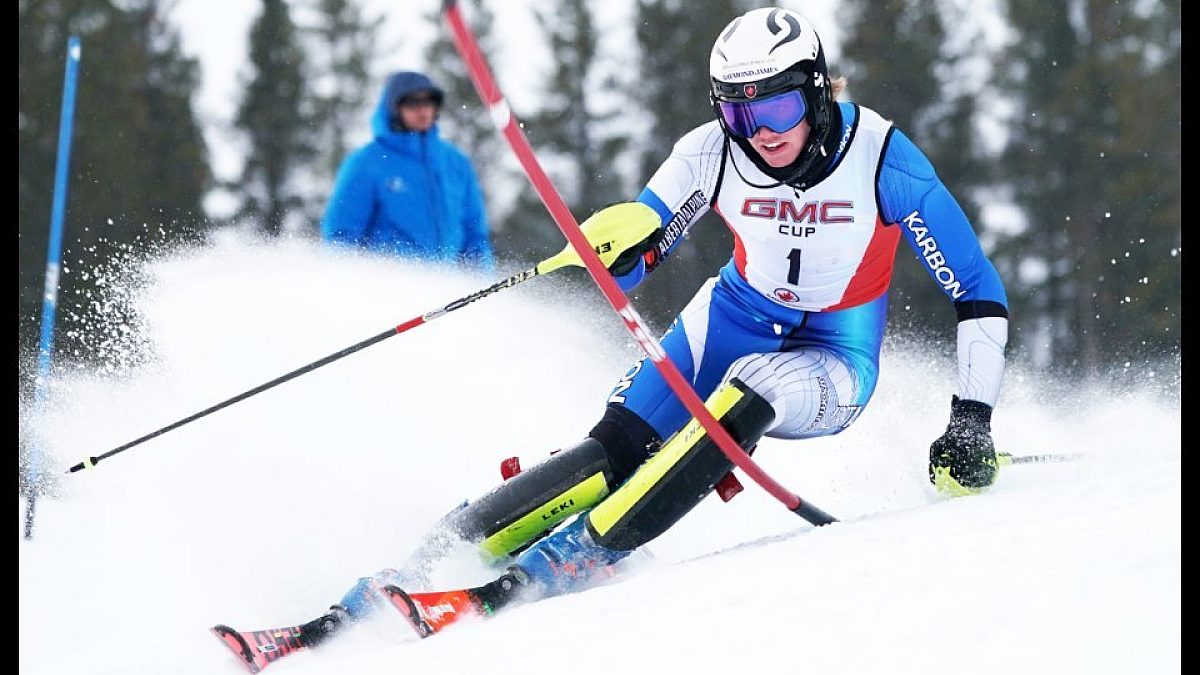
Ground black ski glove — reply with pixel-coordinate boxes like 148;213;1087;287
607;228;664;277
928;396;999;496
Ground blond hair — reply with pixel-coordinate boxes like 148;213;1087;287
831;76;847;99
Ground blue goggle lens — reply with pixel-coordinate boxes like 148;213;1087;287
717;90;807;138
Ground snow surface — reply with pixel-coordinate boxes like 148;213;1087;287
20;234;1180;674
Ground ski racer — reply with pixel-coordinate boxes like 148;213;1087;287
222;6;1010;657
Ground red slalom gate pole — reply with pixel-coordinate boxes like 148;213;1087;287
442;1;835;526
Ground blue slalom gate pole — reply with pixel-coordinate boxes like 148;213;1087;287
25;36;82;541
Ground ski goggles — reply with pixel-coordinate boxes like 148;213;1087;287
717;90;807;138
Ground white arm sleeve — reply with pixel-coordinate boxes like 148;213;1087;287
956;317;1008;406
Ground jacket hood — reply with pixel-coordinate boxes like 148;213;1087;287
371;71;446;138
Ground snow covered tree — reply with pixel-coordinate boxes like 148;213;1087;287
423;0;516;261
304;0;381;183
840;0;990;343
998;0;1180;375
19;0;211;371
627;0;746;328
494;0;631;267
233;0;318;236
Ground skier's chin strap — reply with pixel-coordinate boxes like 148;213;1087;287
725;133;826;191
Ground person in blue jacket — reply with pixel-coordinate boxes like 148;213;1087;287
321;71;494;271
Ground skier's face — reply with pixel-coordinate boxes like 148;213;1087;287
398;94;439;132
749;118;810;168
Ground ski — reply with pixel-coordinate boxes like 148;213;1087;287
211;622;309;673
382;584;492;638
212;581;512;671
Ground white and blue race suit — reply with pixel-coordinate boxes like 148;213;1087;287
609;102;1009;441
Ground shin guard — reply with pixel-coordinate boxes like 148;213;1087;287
449;437;617;560
586;378;774;552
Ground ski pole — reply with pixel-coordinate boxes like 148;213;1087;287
443;0;836;527
65;241;607;475
998;451;1082;466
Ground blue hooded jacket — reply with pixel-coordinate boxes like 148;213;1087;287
321;72;493;270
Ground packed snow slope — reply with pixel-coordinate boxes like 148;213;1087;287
19;234;1180;674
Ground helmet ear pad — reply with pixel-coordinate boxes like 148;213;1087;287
795;51;833;137
791;56;834;167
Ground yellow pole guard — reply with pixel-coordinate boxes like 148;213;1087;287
588;382;745;537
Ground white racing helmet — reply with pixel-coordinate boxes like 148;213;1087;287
709;7;834;187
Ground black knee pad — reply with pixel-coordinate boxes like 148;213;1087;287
587;378;775;551
587;403;663;482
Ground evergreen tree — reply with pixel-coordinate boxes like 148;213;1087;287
628;0;746;329
424;0;518;263
534;0;627;214
305;0;381;185
840;0;989;342
19;0;211;374
999;0;1180;375
233;0;317;236
497;0;630;270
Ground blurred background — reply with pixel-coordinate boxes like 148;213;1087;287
19;0;1181;393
